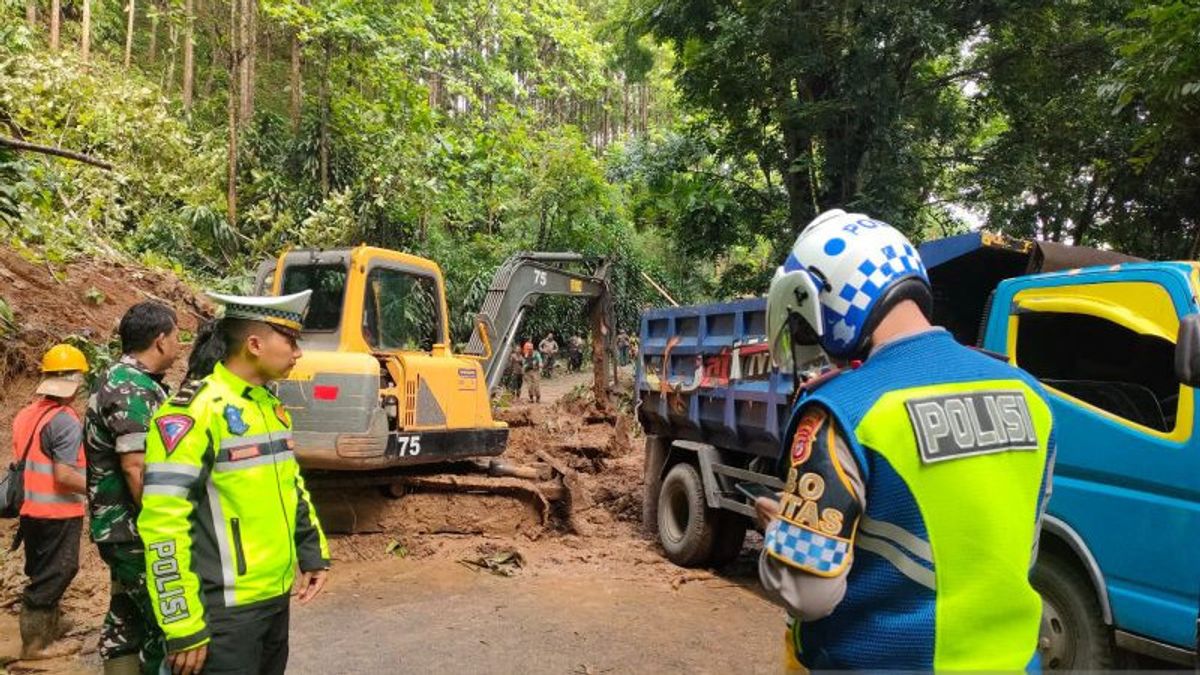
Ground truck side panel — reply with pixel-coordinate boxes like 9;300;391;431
984;263;1200;649
638;298;793;459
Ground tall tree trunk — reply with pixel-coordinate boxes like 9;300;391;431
622;81;629;137
148;1;159;61
79;0;91;63
181;0;194;112
319;39;331;196
164;23;177;91
239;0;255;125
227;0;239;228
49;0;60;50
123;0;136;69
25;0;37;30
248;0;257;120
289;28;302;132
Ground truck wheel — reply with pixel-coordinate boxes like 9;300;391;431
1032;552;1114;669
657;462;717;567
708;513;748;568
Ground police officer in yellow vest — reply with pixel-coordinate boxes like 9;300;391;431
756;210;1055;670
138;290;330;675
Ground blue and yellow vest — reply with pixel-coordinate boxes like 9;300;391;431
786;330;1054;669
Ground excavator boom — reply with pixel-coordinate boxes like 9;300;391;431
464;252;613;394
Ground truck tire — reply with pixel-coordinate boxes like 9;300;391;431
657;462;718;567
1032;552;1115;669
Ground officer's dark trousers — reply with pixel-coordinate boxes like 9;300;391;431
20;516;82;609
203;596;289;675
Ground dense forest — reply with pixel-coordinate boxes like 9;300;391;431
0;0;1197;342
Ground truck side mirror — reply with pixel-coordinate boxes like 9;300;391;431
1175;314;1200;387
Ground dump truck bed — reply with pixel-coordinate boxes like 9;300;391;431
636;231;1143;455
637;298;795;458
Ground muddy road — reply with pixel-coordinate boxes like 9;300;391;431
289;556;776;674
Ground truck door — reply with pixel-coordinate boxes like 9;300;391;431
1002;273;1200;649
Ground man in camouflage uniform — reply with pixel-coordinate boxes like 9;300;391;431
84;302;181;675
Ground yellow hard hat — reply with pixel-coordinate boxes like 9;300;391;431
41;344;89;374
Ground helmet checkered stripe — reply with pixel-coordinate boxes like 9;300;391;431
765;518;851;573
821;243;927;350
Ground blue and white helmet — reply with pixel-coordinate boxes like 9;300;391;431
766;209;931;368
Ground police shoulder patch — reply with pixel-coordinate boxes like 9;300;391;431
789;408;827;467
156;414;195;455
767;408;861;577
169;380;207;407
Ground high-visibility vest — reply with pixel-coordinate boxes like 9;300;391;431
139;361;330;653
15;399;86;519
779;330;1053;670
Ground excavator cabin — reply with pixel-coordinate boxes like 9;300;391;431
252;246;612;474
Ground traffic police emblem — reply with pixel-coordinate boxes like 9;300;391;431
224;404;250;436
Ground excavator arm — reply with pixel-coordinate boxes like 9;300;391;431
464;252;613;395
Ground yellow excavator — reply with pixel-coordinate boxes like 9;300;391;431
252;247;613;476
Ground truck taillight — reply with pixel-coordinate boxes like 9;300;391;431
313;385;339;401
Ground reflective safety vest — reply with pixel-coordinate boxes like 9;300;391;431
785;330;1053;670
15;399;86;519
138;361;330;653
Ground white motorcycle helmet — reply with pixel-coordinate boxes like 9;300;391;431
766;209;932;370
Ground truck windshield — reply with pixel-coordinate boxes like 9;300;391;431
1017;311;1177;432
280;264;348;332
362;267;441;352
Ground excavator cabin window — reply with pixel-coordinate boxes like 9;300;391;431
281;263;347;332
363;267;441;352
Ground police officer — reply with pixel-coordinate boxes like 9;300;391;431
84;301;181;675
138;291;330;675
757;210;1055;669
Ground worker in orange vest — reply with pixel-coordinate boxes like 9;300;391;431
11;344;89;660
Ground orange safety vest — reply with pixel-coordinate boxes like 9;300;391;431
14;399;85;519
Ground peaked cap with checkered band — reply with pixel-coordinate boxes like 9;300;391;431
207;290;312;335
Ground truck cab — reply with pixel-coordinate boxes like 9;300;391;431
923;234;1200;666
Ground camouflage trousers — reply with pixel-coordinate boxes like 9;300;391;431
97;542;165;672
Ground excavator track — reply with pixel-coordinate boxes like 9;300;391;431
305;458;576;534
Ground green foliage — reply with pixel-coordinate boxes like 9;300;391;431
0;296;16;337
2;0;1197;344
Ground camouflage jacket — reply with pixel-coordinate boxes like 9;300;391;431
84;354;168;543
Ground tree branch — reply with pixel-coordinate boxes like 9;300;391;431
0;136;113;170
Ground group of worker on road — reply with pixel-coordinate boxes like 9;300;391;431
8;291;329;674
6;207;1055;673
502;332;595;403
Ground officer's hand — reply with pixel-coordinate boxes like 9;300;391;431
754;496;781;530
168;643;208;675
296;568;329;604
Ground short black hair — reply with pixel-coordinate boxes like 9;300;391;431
119;301;178;353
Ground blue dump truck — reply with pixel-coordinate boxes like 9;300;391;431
636;231;1200;668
